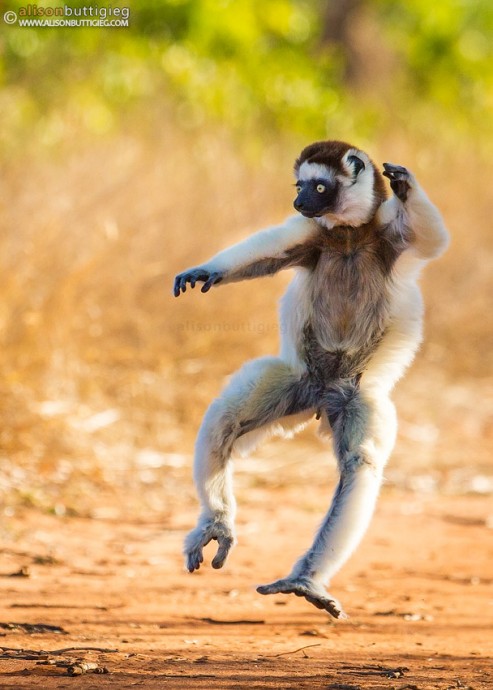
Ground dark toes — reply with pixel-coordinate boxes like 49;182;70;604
187;548;204;572
382;162;408;177
201;272;222;293
306;595;341;617
323;601;341;617
390;179;410;202
382;163;411;201
211;536;233;569
325;600;345;618
211;552;226;569
305;594;325;610
173;275;183;297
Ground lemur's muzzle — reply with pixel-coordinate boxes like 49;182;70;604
294;182;338;218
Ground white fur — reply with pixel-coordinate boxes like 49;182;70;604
279;269;312;372
297;161;334;183
363;254;425;393
335;150;376;226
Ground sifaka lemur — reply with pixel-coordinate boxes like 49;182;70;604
173;140;449;618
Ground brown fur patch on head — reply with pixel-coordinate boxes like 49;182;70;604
294;140;354;176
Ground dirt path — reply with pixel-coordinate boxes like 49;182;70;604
0;490;491;689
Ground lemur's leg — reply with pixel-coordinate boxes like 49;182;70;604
379;163;449;260
184;357;314;573
257;383;397;618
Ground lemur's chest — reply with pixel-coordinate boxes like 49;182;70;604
321;241;388;289
307;243;390;352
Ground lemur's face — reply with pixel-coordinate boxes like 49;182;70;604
293;163;340;218
293;141;385;227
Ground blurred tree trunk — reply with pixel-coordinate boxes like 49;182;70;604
319;0;365;84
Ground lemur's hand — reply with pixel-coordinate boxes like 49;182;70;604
173;268;223;297
382;163;412;202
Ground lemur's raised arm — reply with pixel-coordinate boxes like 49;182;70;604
380;163;449;260
174;216;318;296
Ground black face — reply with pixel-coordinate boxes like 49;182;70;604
293;178;339;218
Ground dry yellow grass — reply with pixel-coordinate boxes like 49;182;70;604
0;123;491;516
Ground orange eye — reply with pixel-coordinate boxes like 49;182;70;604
316;184;326;193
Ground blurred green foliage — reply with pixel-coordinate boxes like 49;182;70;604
378;0;493;125
0;0;492;153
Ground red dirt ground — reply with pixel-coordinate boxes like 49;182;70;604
0;489;491;689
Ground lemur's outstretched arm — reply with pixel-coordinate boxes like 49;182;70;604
174;215;318;296
379;163;449;260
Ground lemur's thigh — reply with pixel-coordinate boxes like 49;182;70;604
198;356;311;459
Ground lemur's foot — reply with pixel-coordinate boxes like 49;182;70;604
257;576;346;619
184;515;235;572
174;268;223;296
382;162;412;202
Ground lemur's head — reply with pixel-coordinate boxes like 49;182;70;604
293;140;387;227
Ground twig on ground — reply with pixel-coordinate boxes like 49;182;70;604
44;646;119;655
263;643;322;658
194;617;265;625
10;603;109;610
339;664;409;678
0;645;118;659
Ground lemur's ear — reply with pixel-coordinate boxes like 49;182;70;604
348;155;365;176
